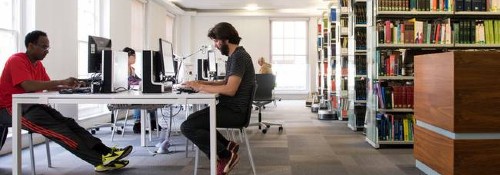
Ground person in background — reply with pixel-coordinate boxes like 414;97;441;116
0;30;132;172
258;57;273;74
122;47;157;134
181;22;255;175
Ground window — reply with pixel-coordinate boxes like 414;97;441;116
78;0;101;77
0;0;19;73
271;20;308;91
77;0;108;118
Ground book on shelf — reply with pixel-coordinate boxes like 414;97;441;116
376;113;414;141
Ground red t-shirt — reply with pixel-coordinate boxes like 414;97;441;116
0;53;50;109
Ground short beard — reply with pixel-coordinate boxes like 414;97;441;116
220;43;229;56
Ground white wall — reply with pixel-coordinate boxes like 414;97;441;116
35;0;78;80
188;16;271;72
181;15;318;98
110;0;132;51
146;0;168;50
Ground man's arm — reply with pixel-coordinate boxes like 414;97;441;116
19;77;80;92
186;75;241;96
197;80;226;86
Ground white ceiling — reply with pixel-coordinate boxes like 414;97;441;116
168;0;334;16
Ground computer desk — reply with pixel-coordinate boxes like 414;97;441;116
11;91;219;175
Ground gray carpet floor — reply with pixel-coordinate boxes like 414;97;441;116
0;100;423;175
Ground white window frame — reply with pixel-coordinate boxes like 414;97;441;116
0;0;20;73
77;0;109;119
270;19;309;92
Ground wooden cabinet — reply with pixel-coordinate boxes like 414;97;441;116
414;51;500;175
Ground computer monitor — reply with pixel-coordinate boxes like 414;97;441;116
88;35;112;73
158;38;176;82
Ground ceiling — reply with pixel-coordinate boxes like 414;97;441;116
167;0;334;16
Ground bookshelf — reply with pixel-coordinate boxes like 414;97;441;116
315;8;337;118
329;7;338;113
414;51;500;175
316;14;329;100
335;0;351;121
364;0;500;148
348;0;368;131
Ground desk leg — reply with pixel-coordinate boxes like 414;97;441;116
12;102;22;175
141;109;146;147
209;101;216;175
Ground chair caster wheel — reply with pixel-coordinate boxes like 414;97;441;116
262;129;267;134
90;129;96;134
95;127;100;131
278;127;283;132
116;130;122;134
266;125;270;128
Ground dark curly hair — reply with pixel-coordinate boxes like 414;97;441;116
207;22;241;45
25;30;47;48
123;47;135;57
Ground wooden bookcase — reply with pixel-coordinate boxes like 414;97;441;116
414;51;500;175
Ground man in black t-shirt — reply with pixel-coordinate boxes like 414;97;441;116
181;22;255;175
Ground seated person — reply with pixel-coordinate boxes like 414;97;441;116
181;22;255;175
123;47;157;134
258;57;273;74
0;30;132;172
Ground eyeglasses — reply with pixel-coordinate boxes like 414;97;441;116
34;44;51;51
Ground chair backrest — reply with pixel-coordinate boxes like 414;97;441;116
242;81;257;128
254;74;275;101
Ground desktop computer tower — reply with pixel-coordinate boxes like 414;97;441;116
142;50;164;93
100;50;113;93
100;50;129;93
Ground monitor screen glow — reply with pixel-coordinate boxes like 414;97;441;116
160;39;175;77
208;50;217;72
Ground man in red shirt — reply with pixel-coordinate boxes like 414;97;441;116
0;30;132;172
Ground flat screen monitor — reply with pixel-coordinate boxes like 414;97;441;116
88;35;112;73
207;50;217;72
159;39;176;80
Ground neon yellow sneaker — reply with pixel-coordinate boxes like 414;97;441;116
95;159;129;172
102;145;133;165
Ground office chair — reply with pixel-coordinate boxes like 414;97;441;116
253;74;283;134
0;124;52;175
106;104;164;141
193;83;257;175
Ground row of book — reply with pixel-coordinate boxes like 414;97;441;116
376;113;414;141
374;82;414;109
378;18;500;44
355;28;367;50
355;55;367;75
317;76;329;89
355;4;367;24
376;50;413;76
378;0;453;11
454;19;500;44
354;105;367;127
377;18;453;45
355;79;367;100
378;0;497;11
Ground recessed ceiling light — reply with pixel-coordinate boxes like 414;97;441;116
245;4;260;11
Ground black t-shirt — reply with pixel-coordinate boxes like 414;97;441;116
219;46;255;113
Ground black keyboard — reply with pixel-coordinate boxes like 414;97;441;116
59;87;92;94
177;87;198;94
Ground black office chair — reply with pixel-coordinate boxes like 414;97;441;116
253;74;283;134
